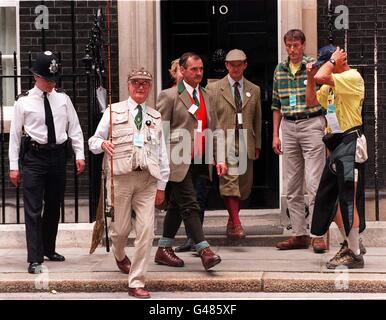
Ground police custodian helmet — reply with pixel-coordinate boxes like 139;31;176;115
30;51;59;81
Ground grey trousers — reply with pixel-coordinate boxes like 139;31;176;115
282;116;326;236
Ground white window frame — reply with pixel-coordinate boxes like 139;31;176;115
1;0;20;133
1;0;20;96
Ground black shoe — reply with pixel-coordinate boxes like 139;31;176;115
45;252;65;262
28;262;43;274
175;239;195;252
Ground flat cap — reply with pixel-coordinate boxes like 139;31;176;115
128;67;153;81
225;49;247;62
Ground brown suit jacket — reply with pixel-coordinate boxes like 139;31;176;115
156;81;224;182
206;76;262;160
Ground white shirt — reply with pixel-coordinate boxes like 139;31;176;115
228;75;244;104
183;80;200;101
88;97;170;190
9;85;85;170
128;97;146;120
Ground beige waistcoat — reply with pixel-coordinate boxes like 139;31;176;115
103;101;163;180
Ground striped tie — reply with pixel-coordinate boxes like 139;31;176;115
192;89;200;107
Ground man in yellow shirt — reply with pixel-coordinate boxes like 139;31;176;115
306;45;367;269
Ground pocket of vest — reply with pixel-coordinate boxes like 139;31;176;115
113;143;133;159
114;157;132;175
112;127;133;138
112;128;134;148
112;112;129;125
113;134;133;145
103;152;132;176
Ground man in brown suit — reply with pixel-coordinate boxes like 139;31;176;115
154;52;227;271
206;49;262;239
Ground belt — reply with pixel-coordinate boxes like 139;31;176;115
284;111;324;121
343;126;363;137
29;141;66;151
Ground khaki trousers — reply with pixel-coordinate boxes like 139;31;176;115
108;171;157;288
282;116;326;236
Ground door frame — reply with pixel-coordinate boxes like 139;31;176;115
154;0;318;211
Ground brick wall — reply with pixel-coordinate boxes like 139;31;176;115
318;0;386;189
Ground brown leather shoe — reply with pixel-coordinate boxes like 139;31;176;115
227;224;246;239
154;247;184;267
128;287;151;299
199;247;221;271
276;235;310;250
311;237;327;253
115;255;131;274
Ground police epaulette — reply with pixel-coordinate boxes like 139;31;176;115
16;91;29;100
55;88;66;93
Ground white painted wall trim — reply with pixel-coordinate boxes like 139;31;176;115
0;0;17;7
155;0;161;97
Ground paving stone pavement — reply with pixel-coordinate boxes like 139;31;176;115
1;246;386;294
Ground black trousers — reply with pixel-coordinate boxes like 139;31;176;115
22;146;66;263
162;164;208;244
311;137;366;237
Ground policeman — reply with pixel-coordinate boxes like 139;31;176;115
8;51;85;274
88;67;170;299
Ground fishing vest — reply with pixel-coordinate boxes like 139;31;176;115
103;101;163;180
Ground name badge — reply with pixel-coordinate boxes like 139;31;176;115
289;95;297;107
188;104;199;115
326;103;342;133
237;113;243;124
134;134;144;147
197;120;202;133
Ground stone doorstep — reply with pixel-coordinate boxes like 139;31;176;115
1;272;386;293
2;207;279;225
1;221;386;248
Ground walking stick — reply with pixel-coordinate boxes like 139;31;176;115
89;6;112;253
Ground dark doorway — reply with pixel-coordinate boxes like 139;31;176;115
161;0;279;209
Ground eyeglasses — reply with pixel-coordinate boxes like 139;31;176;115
130;80;151;88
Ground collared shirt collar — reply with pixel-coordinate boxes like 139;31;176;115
127;96;146;118
227;74;244;90
32;85;51;98
183;80;200;98
283;54;310;72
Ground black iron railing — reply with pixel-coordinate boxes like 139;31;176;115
0;8;106;224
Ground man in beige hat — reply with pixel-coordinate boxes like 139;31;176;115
206;49;262;238
89;67;170;299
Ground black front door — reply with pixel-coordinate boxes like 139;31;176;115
161;0;279;209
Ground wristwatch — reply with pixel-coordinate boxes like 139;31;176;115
329;58;336;66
